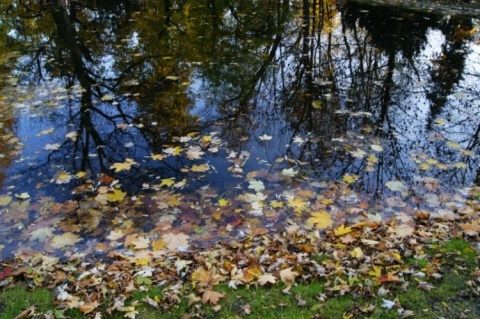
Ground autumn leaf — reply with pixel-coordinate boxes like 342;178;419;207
191;164;209;172
43;143;61;151
248;179;265;192
186;146;205;160
218;198;229;207
287;197;309;213
257;273;277;286
150;153;166;161
308;211;333;229
107;189;126;202
159;178;175;187
110;158;138;172
124;233;150;250
50;232;81;248
342;174;359;184
279;267;298;285
163;146;183;156
460;219;480;236
202;290;224;305
0;195;12;206
334;224;352;236
161;232;189;251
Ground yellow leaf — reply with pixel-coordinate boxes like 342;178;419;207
107;189;126;202
218;198;229;207
342;174;359;184
307;211;333;229
350;247;364;259
270;200;284;208
151;153;166;161
191;164;209;172
159;178;175;187
0;195;12;206
334;224;352;236
110;158;138;172
151;239;167;251
287;197;309;213
75;171;87;178
202;135;212;142
368;265;382;278
50;232;81;249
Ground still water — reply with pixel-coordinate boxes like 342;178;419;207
0;0;479;259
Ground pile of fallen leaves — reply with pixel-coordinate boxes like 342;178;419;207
1;189;480;318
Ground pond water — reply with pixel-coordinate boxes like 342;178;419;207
0;0;479;260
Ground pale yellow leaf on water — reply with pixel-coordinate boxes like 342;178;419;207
0;195;12;206
50;232;81;248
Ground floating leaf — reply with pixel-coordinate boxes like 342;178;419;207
0;195;12;206
248;179;265;192
110;158;138;172
258;134;272;141
43;143;61;151
50;232;81;248
370;144;383;152
191;164;209;172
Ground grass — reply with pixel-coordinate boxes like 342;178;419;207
1;238;479;319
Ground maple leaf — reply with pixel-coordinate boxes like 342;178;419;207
110;158;138;172
29;226;55;242
281;168;298;177
124;234;150;250
385;180;409;195
43;143;61;151
370;144;383;152
163;146;183;156
381;299;396;310
388;224;414;238
107;189;126;202
0;195;12;206
191;164;209;172
350;247;364;259
50;232;81;248
270;200;284;208
307;211;333;229
186;146;205;160
202;290;224;305
187;293;201;306
342;174;359;184
287;197;309;213
218;198;229;207
248;179;265;192
460;219;480;236
334;224;352;236
150;153;166;161
151;239;167;251
279;267;298;285
258;134;272;141
257;273;277;286
161;232;189;251
350;148;366;158
159;178;175;187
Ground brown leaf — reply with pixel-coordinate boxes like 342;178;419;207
202;290;224;305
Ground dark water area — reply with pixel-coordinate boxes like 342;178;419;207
0;0;479;259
